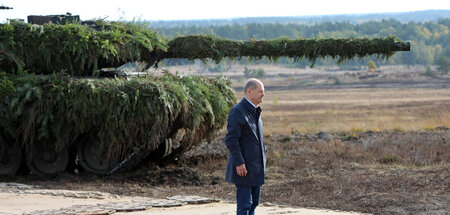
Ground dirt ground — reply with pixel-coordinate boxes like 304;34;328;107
116;203;365;215
0;191;366;215
1;130;448;215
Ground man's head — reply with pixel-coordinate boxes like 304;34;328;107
244;78;265;106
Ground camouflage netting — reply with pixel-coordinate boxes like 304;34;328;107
0;21;167;76
160;34;410;66
0;21;410;76
0;72;235;157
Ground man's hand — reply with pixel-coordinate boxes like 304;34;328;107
236;164;247;177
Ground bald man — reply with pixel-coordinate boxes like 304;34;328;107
225;78;266;215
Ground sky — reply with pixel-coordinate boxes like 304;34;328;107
1;0;450;22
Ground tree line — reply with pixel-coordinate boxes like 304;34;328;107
151;18;449;72
149;10;450;28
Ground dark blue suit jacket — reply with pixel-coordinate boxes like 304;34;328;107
225;98;266;186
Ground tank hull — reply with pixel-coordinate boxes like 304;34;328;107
0;74;235;175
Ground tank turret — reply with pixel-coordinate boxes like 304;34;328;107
0;19;410;176
27;13;80;25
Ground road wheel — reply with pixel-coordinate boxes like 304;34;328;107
0;136;22;176
76;134;120;175
25;140;69;175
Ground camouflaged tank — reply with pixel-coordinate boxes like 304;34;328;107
0;18;410;176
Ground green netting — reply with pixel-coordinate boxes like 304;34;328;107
161;35;410;66
0;73;235;156
0;21;167;76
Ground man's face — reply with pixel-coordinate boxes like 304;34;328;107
246;83;265;106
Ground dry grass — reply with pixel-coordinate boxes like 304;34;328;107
235;88;450;134
259;131;450;214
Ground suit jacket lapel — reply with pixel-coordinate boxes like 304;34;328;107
241;99;260;141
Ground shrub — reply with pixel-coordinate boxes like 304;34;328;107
378;154;401;164
367;60;376;72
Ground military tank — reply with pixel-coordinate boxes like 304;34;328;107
0;17;411;176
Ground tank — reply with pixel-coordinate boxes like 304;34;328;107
0;18;410;176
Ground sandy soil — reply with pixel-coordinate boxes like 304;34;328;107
0;192;120;215
116;202;365;215
0;189;365;215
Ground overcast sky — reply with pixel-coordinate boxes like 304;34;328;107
1;0;449;22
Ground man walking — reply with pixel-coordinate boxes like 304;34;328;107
225;78;266;215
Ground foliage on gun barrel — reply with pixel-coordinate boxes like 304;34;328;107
161;35;410;66
0;72;235;157
0;21;409;76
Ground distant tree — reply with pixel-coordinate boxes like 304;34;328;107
243;67;251;78
243;67;265;78
256;68;265;78
398;52;416;67
424;65;433;76
416;41;435;65
367;60;377;72
436;55;450;74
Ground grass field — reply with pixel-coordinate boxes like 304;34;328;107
235;88;450;134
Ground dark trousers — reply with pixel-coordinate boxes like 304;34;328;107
235;184;261;215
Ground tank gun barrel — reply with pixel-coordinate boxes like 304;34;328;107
404;41;411;51
158;35;411;65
